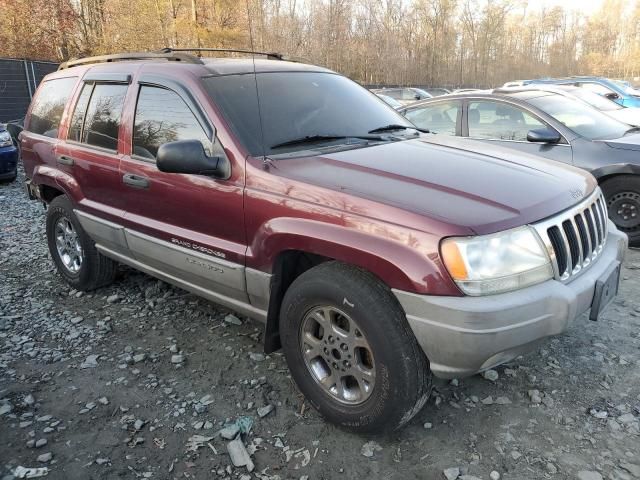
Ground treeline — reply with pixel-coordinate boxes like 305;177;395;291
1;0;639;87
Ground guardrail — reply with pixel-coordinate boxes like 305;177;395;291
0;58;59;122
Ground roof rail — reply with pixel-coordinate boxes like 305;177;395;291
58;51;204;70
157;47;286;61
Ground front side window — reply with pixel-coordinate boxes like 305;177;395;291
404;101;460;135
27;77;77;137
132;86;212;160
468;101;545;141
81;83;128;150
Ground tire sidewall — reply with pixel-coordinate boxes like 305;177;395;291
281;266;427;431
46;197;93;289
602;176;640;245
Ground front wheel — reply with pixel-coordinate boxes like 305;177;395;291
280;261;432;433
601;175;640;247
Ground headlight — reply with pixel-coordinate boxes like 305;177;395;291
441;226;553;296
0;131;12;148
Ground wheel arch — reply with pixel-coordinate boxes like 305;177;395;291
591;163;640;183
31;165;83;204
255;218;458;353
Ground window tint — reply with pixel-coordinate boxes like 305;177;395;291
468;101;545;141
133;86;212;160
68;83;93;142
82;83;127;150
405;101;460;135
579;82;613;96
27;77;77;137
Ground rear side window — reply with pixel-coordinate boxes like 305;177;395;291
27;77;77;138
132;86;212;160
68;83;128;150
82;84;128;150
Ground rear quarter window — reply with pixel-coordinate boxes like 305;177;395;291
27;77;77;138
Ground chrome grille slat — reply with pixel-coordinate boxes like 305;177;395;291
532;188;608;284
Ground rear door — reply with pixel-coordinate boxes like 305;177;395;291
55;73;131;254
118;74;248;302
462;99;573;165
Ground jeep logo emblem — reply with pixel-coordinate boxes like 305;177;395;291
570;189;584;199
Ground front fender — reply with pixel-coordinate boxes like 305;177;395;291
248;217;461;296
591;163;640;181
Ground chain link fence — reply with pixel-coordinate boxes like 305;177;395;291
0;58;59;123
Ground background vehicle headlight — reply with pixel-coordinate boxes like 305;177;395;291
0;131;13;148
441;226;553;296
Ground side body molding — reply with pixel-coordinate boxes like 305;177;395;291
74;209;271;322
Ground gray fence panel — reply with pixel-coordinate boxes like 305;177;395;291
0;59;59;123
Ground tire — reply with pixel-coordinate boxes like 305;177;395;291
46;195;118;290
280;261;432;433
601;175;640;247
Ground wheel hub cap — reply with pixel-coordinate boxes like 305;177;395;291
54;217;83;273
608;191;640;229
300;306;375;405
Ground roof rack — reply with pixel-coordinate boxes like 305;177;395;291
157;47;285;61
58;51;204;70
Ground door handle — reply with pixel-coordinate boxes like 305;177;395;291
57;155;74;166
122;173;150;189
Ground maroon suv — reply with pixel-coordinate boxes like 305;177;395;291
21;50;627;433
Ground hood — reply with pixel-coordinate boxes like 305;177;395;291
607;108;640;127
602;132;640;152
269;135;596;235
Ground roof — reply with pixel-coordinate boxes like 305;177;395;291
201;58;333;76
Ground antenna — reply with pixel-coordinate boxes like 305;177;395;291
245;0;268;165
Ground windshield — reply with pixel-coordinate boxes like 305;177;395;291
565;88;622;111
527;94;629;140
203;72;413;156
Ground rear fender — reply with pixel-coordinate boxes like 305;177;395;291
32;164;84;204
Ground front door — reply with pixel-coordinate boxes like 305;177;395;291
464;100;573;165
118;80;248;302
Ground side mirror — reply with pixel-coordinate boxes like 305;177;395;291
157;140;230;179
604;92;620;100
527;128;561;144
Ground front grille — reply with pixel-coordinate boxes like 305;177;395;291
532;189;608;282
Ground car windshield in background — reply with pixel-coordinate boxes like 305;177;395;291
203;72;414;156
566;88;622;111
527;94;630;140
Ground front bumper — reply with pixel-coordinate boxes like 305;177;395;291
394;221;627;379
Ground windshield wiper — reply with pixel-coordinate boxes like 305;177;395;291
368;124;429;134
624;127;640;135
270;134;383;150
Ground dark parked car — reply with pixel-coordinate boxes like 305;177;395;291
21;50;626;432
0;123;19;182
399;90;640;245
424;88;451;97
371;87;432;105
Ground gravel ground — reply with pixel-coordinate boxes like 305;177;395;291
1;168;640;480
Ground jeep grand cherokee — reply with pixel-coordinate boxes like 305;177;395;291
21;49;627;432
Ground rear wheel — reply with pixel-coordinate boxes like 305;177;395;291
46;195;118;290
601;175;640;247
280;261;432;433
